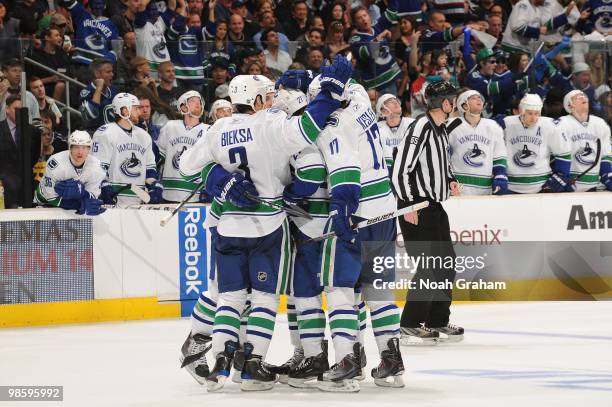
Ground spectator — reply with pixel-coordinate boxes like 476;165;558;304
587;52;609;92
245;60;264;74
157;61;185;109
253;47;281;80
325;21;349;59
305;48;324;73
230;0;258;39
12;0;48;32
326;1;350;29
420;11;476;54
253;11;290;53
394;16;415;65
79;58;117;131
28;27;71;100
228;13;253;44
133;85;175;130
431;0;471;24
203;57;230;105
28;77;63;125
116;31;138;87
215;0;232;23
310;15;325;31
0;59;40;124
112;0;139;36
125;56;157;93
487;14;503;42
0;0;21;62
295;27;325;65
134;0;176;78
0;95;42;208
204;20;237;76
40;109;67;148
262;29;293;73
283;0;310;41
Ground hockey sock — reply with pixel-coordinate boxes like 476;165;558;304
326;287;358;363
246;290;279;357
368;301;401;353
356;297;367;345
239;298;251;346
212;289;247;356
191;290;217;336
286;296;301;349
295;295;325;358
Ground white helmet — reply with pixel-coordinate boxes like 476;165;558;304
563;90;587;114
456;90;484;114
375;94;399;119
519;93;543;113
307;74;322;102
228;75;271;109
112;92;140;119
273;88;307;116
178;90;204;118
209;99;233;122
68;130;92;148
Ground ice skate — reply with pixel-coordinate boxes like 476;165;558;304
430;324;464;343
372;338;405;388
179;332;211;385
206;340;238;392
399;326;439;346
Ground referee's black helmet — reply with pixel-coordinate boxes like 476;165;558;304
425;81;458;109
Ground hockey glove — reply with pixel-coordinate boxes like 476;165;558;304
543;172;575;193
602;173;612;191
54;179;86;200
77;197;106;216
319;55;353;101
275;69;315;93
146;181;164;204
100;181;115;204
199;189;213;203
329;200;357;243
492;175;508;195
218;172;259;208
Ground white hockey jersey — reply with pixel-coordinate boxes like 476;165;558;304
91;122;157;206
501;0;545;53
316;84;396;219
448;117;507;196
179;110;319;238
504;115;571;193
135;16;170;74
555;114;612;192
378;117;415;169
34;150;106;207
157;120;209;202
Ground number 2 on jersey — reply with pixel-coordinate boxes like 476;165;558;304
228;146;252;181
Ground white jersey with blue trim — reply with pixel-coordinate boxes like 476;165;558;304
448;117;507;196
555;114;611;192
378;117;415;169
157;120;209;202
316;83;396;219
503;115;571;193
91;122;157;206
179;109;318;238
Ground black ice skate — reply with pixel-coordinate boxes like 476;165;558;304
266;346;304;384
430;324;464;343
206;340;238;392
316;343;361;393
179;332;211;385
399;326;439;346
371;338;405;388
231;347;245;383
288;341;328;388
240;342;278;391
354;343;367;381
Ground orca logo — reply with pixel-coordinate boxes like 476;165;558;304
574;141;595;166
172;146;187;170
513;144;538;167
153;40;168;59
375;44;393;65
119;153;142;177
463;143;486;167
84;33;104;51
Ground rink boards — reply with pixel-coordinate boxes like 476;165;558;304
1;192;611;327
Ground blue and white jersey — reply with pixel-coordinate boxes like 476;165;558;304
66;0;119;65
167;13;216;83
588;0;612;34
79;83;118;131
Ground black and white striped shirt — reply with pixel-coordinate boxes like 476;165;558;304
392;114;460;203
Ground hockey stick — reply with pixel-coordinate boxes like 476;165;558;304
571;138;601;185
298;201;430;246
245;192;313;220
101;203;210;211
111;184;151;204
160;181;205;227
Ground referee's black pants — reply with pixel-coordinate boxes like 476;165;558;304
398;199;456;328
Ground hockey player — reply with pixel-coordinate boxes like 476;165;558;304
555;90;612;192
376;94;414;174
208;99;233;123
448;90;509;196
34;130;106;215
178;55;352;392
157;91;209;203
502;94;573;194
92;93;164;206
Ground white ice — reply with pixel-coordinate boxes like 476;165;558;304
1;301;611;407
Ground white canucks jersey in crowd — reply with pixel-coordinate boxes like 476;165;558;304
34;150;106;206
157;120;209;202
91;122;157;206
540;0;579;44
503;115;571;193
135;16;170;73
316;83;396;219
290;145;328;238
179;110;318;238
378;117;415;169
555;114;612;192
449;117;508;196
501;0;545;53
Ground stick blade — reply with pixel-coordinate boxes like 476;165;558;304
131;184;151;203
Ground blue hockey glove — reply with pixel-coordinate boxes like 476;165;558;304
146;181;164;204
100;181;115;204
492;175;508;195
319;55;353;101
77;197;106;215
218;172;259;208
199;188;213;203
329;200;357;243
543;172;575;193
602;173;612;191
275;69;315;93
54;179;86;200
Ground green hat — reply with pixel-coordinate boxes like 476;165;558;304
476;48;495;63
37;15;52;37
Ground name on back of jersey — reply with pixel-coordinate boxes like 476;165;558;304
221;128;254;146
355;109;377;130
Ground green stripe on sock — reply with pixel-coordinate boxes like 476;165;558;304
215;315;241;330
330;319;358;330
371;314;400;329
298;318;326;330
248;316;275;331
196;302;216;318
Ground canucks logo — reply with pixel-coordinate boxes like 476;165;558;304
513;144;538;167
120;153;142;177
153;39;168;59
575;142;595;166
375;44;393;65
179;35;198;54
172;146;187;170
463;144;486;167
85;33;105;51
